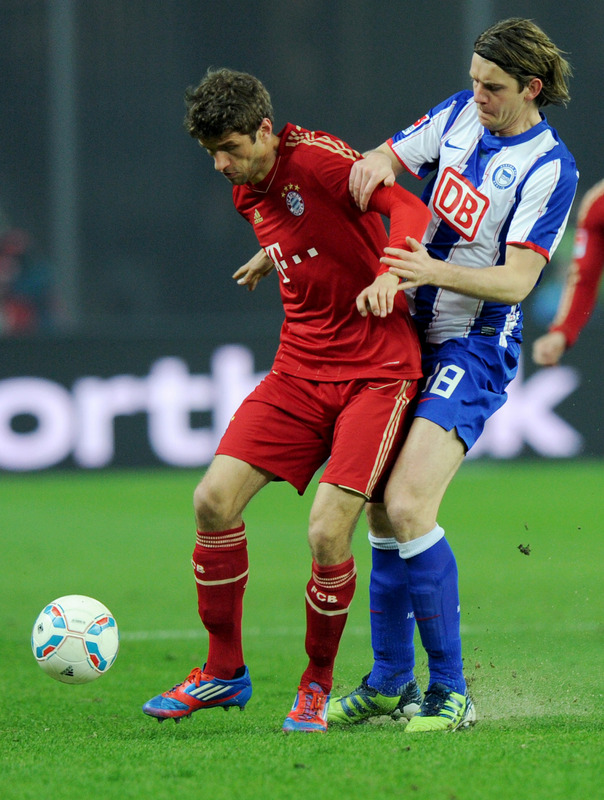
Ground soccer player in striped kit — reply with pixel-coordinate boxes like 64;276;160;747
142;68;431;731
328;18;578;732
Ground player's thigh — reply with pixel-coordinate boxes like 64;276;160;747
194;454;275;527
384;417;465;533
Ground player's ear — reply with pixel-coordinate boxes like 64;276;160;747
257;118;273;141
524;76;543;103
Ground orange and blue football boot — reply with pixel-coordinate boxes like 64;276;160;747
143;666;252;722
282;681;330;733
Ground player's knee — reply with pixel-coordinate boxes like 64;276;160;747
307;522;350;565
193;480;235;530
307;522;332;555
383;489;424;537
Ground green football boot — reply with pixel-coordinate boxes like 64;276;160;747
405;682;476;732
328;674;421;724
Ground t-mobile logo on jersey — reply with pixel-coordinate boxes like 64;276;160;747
264;241;319;283
264;242;290;283
433;167;490;241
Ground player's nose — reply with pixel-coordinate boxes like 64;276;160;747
473;84;488;104
213;152;230;172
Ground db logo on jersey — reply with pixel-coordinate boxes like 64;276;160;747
433;167;490;241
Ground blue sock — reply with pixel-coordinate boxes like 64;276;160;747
403;534;465;694
367;544;416;695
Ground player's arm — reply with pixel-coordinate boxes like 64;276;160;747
232;248;274;291
349;143;402;212
534;220;604;364
381;240;545;304
356;183;431;317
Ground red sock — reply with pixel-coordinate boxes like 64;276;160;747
301;557;356;693
192;524;248;679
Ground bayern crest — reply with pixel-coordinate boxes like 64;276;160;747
284;186;305;216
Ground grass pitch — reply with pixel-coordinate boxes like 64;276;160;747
1;462;602;800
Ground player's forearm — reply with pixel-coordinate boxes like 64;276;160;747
368;184;431;250
425;261;538;304
549;276;600;345
384;242;546;304
547;247;603;344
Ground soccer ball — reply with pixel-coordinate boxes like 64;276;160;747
31;594;120;684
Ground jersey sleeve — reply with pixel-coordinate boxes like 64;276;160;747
367;184;431;275
549;188;604;346
388;91;472;178
506;156;578;262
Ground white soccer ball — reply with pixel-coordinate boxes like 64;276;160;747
31;594;120;684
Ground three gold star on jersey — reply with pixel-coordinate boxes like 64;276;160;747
281;183;301;197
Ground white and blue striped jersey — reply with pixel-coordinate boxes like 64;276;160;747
389;90;579;345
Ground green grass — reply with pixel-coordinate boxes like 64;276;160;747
1;462;602;800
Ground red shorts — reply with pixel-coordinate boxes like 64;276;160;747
216;369;418;500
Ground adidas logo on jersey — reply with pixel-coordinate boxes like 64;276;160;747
253;209;263;224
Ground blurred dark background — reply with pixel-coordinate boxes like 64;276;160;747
1;0;601;336
0;1;602;470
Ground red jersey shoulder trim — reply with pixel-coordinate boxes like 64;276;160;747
507;240;550;262
282;124;360;163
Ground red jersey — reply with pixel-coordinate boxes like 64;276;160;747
232;123;431;381
550;179;604;347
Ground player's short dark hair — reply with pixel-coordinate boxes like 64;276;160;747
184;68;274;142
474;17;572;107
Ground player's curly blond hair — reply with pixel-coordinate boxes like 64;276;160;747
184;68;274;143
474;17;572;107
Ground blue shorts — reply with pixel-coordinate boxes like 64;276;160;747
414;336;521;451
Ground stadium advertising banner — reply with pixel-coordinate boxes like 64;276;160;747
0;328;602;471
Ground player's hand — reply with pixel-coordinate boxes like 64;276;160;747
349;151;396;212
232;249;274;291
381;238;438;288
532;330;568;366
356;272;401;317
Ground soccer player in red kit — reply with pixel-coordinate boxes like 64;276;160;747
533;178;604;365
142;68;431;732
